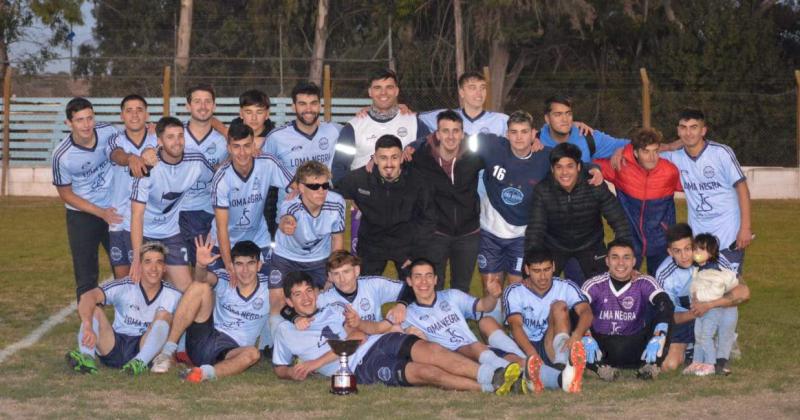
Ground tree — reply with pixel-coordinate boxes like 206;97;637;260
175;0;192;76
0;0;83;79
308;0;329;86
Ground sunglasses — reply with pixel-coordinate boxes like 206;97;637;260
303;182;331;191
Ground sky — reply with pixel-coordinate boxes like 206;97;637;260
9;2;96;74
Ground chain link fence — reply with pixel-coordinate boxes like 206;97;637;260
4;57;799;167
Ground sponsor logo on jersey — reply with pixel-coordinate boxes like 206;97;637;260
397;127;408;137
319;137;329;150
253;297;265;310
439;300;451;312
621;296;635;310
359;298;371;312
501;187;524;206
703;166;715;179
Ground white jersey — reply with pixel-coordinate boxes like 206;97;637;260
182;123;227;214
345;113;420;170
317;276;404;322
51;123;118;210
211;269;270;347
263;121;341;172
274;193;346;262
108;131;158;232
419;108;508;136
502;279;586;342
272;304;379;376
210;155;293;248
403;289;480;351
130;151;214;239
101;278;182;337
662;141;746;248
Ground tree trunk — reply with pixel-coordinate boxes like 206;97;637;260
175;0;193;75
488;37;509;111
453;0;465;79
308;0;329;87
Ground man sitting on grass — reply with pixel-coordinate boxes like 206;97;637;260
65;242;182;375
149;236;269;382
273;271;518;394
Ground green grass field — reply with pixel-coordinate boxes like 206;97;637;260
0;197;799;419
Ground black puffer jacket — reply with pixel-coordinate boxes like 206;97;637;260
525;171;632;253
410;136;484;237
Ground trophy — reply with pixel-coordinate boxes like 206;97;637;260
327;339;360;395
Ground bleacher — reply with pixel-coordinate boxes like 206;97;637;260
0;96;372;167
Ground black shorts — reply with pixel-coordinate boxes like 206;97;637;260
669;319;695;344
186;315;240;366
529;339;556;367
354;333;419;387
98;332;141;368
179;210;215;265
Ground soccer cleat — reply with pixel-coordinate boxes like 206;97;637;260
180;367;205;383
715;359;732;376
150;352;175;373
525;354;544;394
596;364;620;382
493;362;521;396
122;358;148;376
510;376;527;395
65;350;98;375
637;363;660;380
561;341;586;393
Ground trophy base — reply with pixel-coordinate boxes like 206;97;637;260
330;387;358;395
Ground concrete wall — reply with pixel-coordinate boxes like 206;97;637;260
1;166;799;199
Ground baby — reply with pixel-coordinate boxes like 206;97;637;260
682;233;739;376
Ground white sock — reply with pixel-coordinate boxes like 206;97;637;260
479;349;509;369
200;364;216;380
161;341;178;356
177;333;186;352
77;318;99;357
553;333;570;365
134;320;169;364
487;330;525;358
477;362;495;384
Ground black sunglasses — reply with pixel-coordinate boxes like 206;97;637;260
303;182;331;191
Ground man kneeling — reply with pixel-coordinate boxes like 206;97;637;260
273;271;515;394
66;242;182;375
150;236;269;382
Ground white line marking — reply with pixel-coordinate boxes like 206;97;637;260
0;276;114;364
0;302;77;364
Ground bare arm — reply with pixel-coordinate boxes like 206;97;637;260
331;232;345;252
735;181;753;250
76;288;105;349
57;186;120;223
507;314;537;357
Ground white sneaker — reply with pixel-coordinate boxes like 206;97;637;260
150;352;175;373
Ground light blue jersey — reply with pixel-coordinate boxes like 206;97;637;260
212;269;270;347
317;276;404;322
539;125;629;162
210;155;293;248
101;278;182;337
662;141;746;249
502;279;586;342
108;131;158;232
272;304;379;376
419;108;508;136
51;123;118;210
182;123;227;214
403;289;480;351
130;151;214;239
274;192;346;262
263;121;341;171
655;254;732;313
